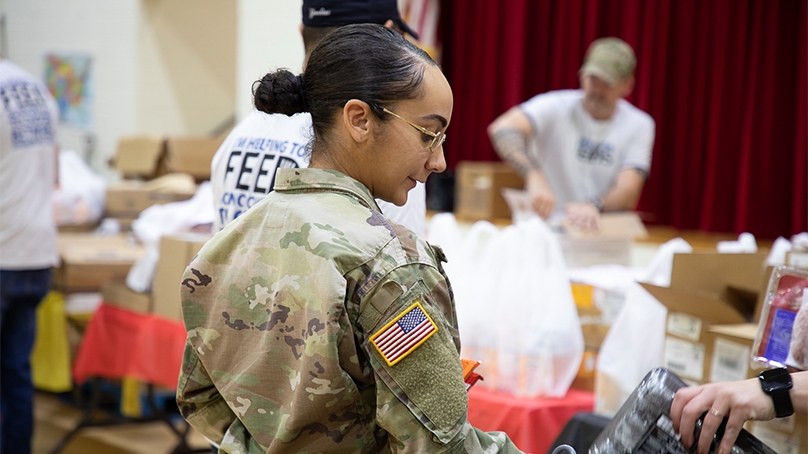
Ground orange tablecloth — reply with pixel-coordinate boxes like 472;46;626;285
467;387;595;454
72;304;187;390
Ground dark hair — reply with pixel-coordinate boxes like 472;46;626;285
252;23;438;153
300;25;339;58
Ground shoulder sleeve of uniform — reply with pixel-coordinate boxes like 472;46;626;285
356;264;465;446
358;267;524;452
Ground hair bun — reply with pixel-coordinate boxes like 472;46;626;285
253;69;308;116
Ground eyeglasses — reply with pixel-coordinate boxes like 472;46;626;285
381;107;447;152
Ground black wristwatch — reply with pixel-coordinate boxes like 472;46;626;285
759;368;794;418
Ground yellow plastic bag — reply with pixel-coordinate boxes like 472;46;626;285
31;291;72;392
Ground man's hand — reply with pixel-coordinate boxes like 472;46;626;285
525;170;555;218
564;202;600;231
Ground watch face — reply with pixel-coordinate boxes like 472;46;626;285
760;368;792;392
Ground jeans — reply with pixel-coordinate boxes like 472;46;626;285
0;268;51;454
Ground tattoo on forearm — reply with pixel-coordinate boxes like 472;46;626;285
491;129;533;176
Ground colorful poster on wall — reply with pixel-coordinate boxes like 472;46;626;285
43;53;93;129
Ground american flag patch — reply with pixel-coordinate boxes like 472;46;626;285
370;302;438;367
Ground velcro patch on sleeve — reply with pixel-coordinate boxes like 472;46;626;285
370;302;438;367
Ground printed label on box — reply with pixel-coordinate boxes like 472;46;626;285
751;424;800;454
711;338;750;382
597;288;627;324
764;308;795;365
667;312;702;342
665;337;705;381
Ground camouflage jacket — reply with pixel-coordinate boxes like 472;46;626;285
177;168;523;453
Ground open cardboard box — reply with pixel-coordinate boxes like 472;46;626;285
113;136;165;179
558;212;649;267
164;137;223;181
105;176;198;219
639;251;767;384
112;135;224;181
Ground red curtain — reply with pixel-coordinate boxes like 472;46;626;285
439;0;807;238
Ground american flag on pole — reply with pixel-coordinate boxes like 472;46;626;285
371;302;438;366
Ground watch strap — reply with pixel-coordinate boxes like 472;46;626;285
759;369;794;418
769;386;794;418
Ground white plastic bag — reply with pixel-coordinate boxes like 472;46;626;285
429;214;583;397
594;282;666;416
491;217;583;397
52;149;107;225
637;237;693;287
126;182;214;292
450;220;502;378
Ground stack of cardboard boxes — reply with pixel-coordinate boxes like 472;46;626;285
105;135;223;228
53;234;146;294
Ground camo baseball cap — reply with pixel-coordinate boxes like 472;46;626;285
579;37;636;85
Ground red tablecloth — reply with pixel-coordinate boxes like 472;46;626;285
72;304;187;390
467;387;595;454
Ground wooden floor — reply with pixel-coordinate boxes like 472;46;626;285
33;392;211;454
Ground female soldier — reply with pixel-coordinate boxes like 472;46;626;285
176;24;523;453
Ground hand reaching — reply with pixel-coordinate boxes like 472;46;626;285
670;379;775;454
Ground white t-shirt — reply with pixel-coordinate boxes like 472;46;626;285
0;59;60;269
211;110;427;235
520;89;655;208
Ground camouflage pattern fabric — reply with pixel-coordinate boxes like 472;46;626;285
176;168;524;453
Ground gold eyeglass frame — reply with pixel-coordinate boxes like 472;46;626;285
381;107;446;152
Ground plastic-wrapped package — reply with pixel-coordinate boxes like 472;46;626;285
752;266;808;370
589;368;777;454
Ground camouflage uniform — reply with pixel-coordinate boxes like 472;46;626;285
177;168;523;453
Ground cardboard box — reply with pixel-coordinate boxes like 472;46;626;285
570;348;599;392
151;233;211;321
640;284;746;384
569;282;626;392
558;213;649;267
570;282;626;335
114;136;165;178
748;413;807;454
640;252;768;384
164;137;224;181
113;135;223;181
105;178;197;219
785;250;808;269
53;234;146;293
101;280;151;314
670;252;766;321
454;161;524;221
700;323;761;384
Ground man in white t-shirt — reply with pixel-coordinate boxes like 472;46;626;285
0;57;60;454
211;0;427;234
488;37;655;230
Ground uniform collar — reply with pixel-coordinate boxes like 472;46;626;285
274;168;381;212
